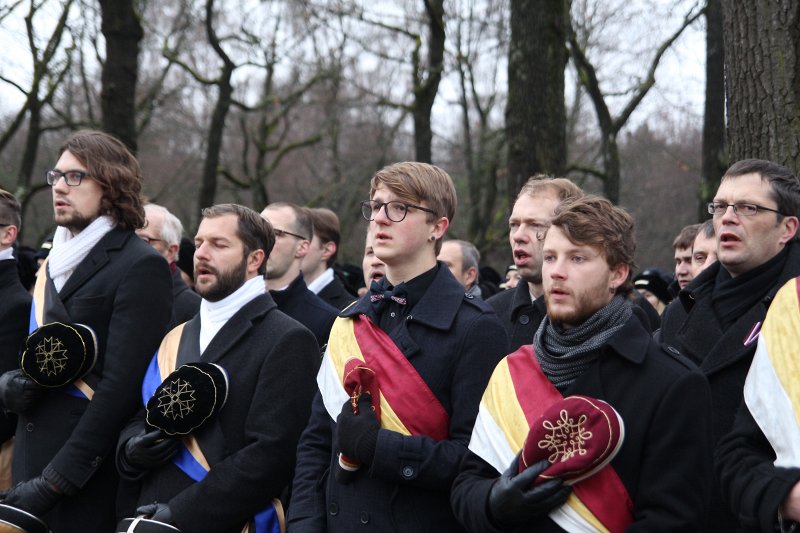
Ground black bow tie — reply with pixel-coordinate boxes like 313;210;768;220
369;280;408;311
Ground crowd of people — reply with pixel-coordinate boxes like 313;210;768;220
0;129;798;532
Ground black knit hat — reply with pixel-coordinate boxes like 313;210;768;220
633;269;672;305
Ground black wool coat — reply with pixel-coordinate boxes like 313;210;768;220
270;273;338;348
0;258;32;442
486;282;546;352
287;265;510;533
118;293;320;533
317;275;357;311
169;267;200;329
659;243;800;532
451;316;714;532
12;227;173;533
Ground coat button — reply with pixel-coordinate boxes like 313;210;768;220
360;511;370;524
519;315;530;325
328;502;339;516
390;312;396;318
401;466;414;478
25;423;34;432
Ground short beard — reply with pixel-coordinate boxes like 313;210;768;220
57;212;97;234
196;256;248;302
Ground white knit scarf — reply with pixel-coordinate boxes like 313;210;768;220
199;276;265;354
48;216;115;292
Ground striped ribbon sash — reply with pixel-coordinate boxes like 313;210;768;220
30;259;94;400
141;325;284;533
469;346;634;533
744;276;800;468
318;315;450;439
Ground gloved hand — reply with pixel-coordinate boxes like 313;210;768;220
488;457;572;529
121;428;179;475
0;370;46;415
2;475;62;516
136;502;173;524
336;393;380;466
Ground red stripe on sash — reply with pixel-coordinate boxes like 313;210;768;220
505;346;634;533
352;316;449;440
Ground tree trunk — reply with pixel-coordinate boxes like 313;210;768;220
506;0;567;203
700;0;726;220
723;1;800;168
99;0;143;153
413;0;445;164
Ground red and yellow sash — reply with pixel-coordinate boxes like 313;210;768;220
470;346;634;533
318;315;449;439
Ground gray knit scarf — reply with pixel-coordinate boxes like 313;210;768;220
533;295;632;391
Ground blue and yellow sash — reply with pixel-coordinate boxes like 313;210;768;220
470;346;634;533
30;259;94;400
142;325;284;533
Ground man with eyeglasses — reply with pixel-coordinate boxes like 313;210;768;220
485;176;584;350
0;130;172;532
660;158;800;532
137;203;200;329
260;202;337;348
288;161;508;532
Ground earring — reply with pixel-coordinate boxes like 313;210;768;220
430;235;436;241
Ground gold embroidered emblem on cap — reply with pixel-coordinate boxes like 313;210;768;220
35;336;68;376
538;409;592;463
157;378;196;420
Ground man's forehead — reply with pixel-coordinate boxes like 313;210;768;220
715;172;774;200
197;214;238;237
512;193;560;217
674;247;692;258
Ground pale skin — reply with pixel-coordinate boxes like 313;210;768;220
370;184;448;284
508;193;561;299
137;209;179;264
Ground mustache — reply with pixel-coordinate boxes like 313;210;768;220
194;262;219;277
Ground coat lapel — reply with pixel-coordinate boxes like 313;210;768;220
199;294;274;364
57;228;128;300
698;302;767;376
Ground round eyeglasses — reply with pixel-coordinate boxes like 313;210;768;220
360;200;437;222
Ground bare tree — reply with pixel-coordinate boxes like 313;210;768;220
566;3;703;203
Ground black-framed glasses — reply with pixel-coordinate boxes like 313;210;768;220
46;169;89;187
707;202;786;217
273;228;309;241
361;200;437;222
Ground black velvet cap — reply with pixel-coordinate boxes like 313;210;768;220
21;322;97;388
146;363;229;436
0;503;50;533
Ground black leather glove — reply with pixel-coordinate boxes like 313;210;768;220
0;370;46;415
488;457;572;529
2;476;62;516
336;393;380;466
121;428;179;475
136;502;173;524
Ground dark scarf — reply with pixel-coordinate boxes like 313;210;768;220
534;295;632;392
712;246;788;329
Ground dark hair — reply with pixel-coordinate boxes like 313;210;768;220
672;223;701;250
58;130;145;230
201;204;275;276
309;207;340;267
698;219;715;239
0;189;21;229
265;202;312;242
549;195;637;295
722;159;800;241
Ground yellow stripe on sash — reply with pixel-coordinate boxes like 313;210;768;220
182;435;211;472
761;278;800;428
326;317;411;436
156;324;186;379
481;358;530;451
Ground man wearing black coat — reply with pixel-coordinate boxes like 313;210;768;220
0;131;173;532
261;202;338;347
660;159;800;531
304;207;357;310
0;190;32;456
137;203;201;328
452;196;713;532
116;204;319;532
487;176;582;351
288;162;509;532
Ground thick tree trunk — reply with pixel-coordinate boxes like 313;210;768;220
506;0;566;202
99;0;143;153
723;1;800;168
413;0;445;164
700;0;726;220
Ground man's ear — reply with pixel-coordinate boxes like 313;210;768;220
248;249;266;275
431;217;449;241
610;262;630;292
166;243;179;264
465;266;478;287
295;239;310;259
779;216;799;245
321;241;337;262
0;225;18;248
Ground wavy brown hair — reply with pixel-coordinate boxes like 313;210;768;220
58;130;145;230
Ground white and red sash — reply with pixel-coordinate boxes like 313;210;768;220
470;346;634;533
